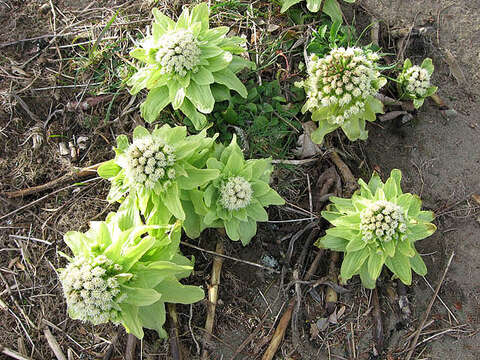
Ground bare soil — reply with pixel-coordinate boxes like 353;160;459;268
0;1;478;360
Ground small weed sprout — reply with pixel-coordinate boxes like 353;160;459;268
281;0;356;22
397;58;437;109
296;47;386;144
127;3;253;129
316;169;436;289
59;210;204;338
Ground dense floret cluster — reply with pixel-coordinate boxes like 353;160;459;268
125;137;176;190
360;200;407;243
59;256;123;325
399;65;431;97
302;47;382;125
219;176;253;211
154;30;201;77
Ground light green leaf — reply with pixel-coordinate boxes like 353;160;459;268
122;286;162;306
191;3;209;31
280;0;302;13
367;172;383;194
120;303;144;339
417;210;434;222
64;231;89;257
192;67;214;85
331;213;361;228
315;234;348;251
323;0;343;22
421;58;434;75
133;126;150;140
140;86;170;123
340;248;369;281
246;200;268;222
385;252;412;285
201;27;229;42
382;239;396;258
359;261;377;289
238;218;257;246
179;98;208;130
397;239;415;257
367;251;384;281
346;236;366;252
162;182;185;220
310;120;339;144
383;177;397;200
207;52;233;72
177;166;220;190
326;227;359;241
225;217;240;240
410;252;427;276
413;98;424;109
185;81;215;114
98;160;121;179
155;277;204;304
138;301;168;338
213;68;247;98
406;223;436;241
167;80;186;110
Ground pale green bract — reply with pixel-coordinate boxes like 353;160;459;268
397;58;437;109
280;0;355;22
296;47;386;144
58;208;204;339
127;3;253;130
181;135;285;245
97;125;219;221
316;169;436;289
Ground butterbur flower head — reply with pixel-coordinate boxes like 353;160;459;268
184;135;284;245
219;176;253;211
297;47;386;144
59;256;121;325
59;211;205;339
397;58;437;109
125;136;176;191
127;3;251;129
360;200;407;244
317;169;436;289
98;125;220;221
154;30;201;77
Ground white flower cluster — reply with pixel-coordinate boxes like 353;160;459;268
155;30;201;77
359;200;407;243
59;255;123;325
302;47;382;125
219;176;253;211
126;137;176;190
402;66;431;97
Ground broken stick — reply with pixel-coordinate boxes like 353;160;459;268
3;162;105;198
201;233;225;360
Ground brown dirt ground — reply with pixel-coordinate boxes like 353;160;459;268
0;0;479;360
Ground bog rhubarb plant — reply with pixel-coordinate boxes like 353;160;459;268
296;47;386;144
97;125;219;221
58;207;204;338
397;58;437;109
182;136;285;245
316;169;436;288
127;3;252;129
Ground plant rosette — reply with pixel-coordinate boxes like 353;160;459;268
58;208;204;339
98;125;220;221
281;0;355;22
127;3;254;130
316;169;436;289
397;58;437;109
296;47;386;144
182;135;285;245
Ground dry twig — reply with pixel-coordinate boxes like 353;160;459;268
405;252;455;360
0;345;32;360
261;299;295;360
372;288;384;354
3;162;105;198
43;327;67;360
168;304;183;360
125;334;137;360
201;234;224;360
